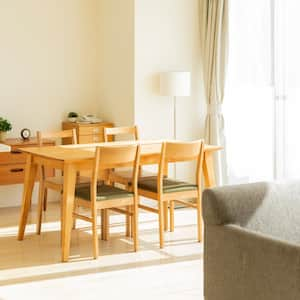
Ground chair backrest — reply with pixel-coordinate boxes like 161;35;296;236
37;129;77;146
158;140;205;190
103;126;139;142
90;145;140;202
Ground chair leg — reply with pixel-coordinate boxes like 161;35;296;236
169;200;175;232
126;205;131;237
131;196;140;238
92;207;99;259
130;208;134;237
163;201;168;231
158;200;164;248
132;199;139;252
72;204;78;230
101;209;105;240
36;182;45;234
124;183;133;238
196;196;202;242
43;188;48;211
103;209;109;241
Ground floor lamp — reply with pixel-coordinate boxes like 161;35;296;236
159;71;191;178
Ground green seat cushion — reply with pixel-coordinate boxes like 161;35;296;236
75;184;133;201
138;178;197;193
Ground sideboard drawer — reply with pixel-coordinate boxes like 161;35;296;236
0;164;26;184
0;138;55;185
0;163;54;185
78;134;104;144
78;126;104;136
62;121;114;145
0;151;27;165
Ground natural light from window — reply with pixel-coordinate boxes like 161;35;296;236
224;0;300;184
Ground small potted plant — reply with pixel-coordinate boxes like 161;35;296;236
67;112;78;122
0;117;12;141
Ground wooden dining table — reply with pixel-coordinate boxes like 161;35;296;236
17;140;222;262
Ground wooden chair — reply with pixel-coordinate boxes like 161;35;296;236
73;144;140;259
104;126;156;184
104;126;139;142
138;140;205;248
36;129;89;234
104;126;156;237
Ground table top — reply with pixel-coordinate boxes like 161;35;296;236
21;140;222;162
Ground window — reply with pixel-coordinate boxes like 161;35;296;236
224;0;300;184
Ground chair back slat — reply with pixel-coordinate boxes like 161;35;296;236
91;145;140;200
164;140;204;162
37;129;77;146
157;140;205;191
96;145;139;170
104;126;139;142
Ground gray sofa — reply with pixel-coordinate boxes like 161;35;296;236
202;181;300;300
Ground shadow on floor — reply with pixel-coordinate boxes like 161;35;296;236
0;203;202;287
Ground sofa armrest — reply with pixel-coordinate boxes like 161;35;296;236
202;182;274;225
204;224;300;300
203;181;300;227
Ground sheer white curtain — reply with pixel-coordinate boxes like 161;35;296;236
283;0;300;179
225;0;300;184
224;0;274;184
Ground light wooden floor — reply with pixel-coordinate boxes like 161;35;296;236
0;202;203;300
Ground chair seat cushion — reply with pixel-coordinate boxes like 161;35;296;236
75;184;133;201
138;178;197;193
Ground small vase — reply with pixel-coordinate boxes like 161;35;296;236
0;131;6;142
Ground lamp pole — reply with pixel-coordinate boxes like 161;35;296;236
159;71;191;179
174;96;177;178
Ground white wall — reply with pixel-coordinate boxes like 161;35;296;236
96;0;135;126
134;0;206;180
0;0;99;207
0;0;100;136
0;0;206;207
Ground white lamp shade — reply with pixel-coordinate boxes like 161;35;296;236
159;71;191;97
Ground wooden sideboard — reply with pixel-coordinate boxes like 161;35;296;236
62;121;114;144
0;138;55;185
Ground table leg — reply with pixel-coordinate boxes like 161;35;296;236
61;163;77;262
18;154;38;240
203;151;216;188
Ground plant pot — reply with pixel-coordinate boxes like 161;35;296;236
0;131;7;142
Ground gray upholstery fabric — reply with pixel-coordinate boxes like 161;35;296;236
202;181;300;300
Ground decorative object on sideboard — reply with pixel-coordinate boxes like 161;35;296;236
77;114;103;123
20;128;31;140
0;117;12;142
159;71;191;178
67;112;78;122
